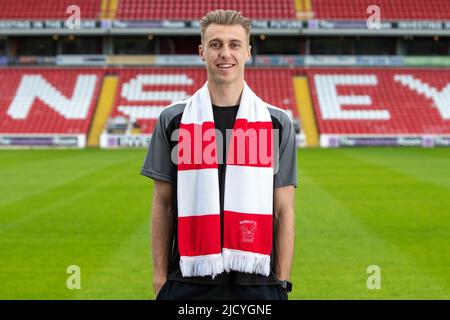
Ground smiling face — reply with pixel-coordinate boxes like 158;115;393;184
199;23;251;86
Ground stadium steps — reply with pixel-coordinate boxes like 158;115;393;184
109;0;119;19
295;0;314;19
100;0;109;19
293;77;319;147
99;0;119;19
87;75;119;147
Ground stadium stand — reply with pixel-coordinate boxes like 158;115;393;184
0;68;104;134
306;68;450;134
115;0;296;20
312;0;450;20
0;0;101;19
1;0;448;21
1;67;449;138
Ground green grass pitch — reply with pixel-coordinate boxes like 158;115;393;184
0;148;449;299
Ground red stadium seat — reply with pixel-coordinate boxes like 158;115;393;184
115;0;296;20
312;0;450;20
3;0;446;21
0;0;101;20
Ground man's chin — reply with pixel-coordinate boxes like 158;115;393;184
211;74;240;85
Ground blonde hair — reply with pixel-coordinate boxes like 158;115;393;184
200;10;252;43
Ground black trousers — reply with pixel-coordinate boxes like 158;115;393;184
156;280;289;300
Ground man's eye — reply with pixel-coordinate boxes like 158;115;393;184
231;43;240;48
210;43;219;48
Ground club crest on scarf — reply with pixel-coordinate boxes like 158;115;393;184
239;220;257;243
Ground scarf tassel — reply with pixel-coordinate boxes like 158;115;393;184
180;254;224;279
223;248;271;276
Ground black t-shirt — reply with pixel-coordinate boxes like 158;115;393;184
141;101;298;285
212;104;239;250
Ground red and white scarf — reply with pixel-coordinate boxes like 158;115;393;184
177;82;274;278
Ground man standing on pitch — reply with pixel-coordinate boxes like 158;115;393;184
141;9;297;300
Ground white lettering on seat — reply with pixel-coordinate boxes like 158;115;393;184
394;74;450;120
7;74;97;119
117;106;165;120
119;74;194;120
314;74;390;120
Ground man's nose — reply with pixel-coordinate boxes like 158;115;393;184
219;46;231;59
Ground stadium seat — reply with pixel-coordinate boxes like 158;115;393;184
312;0;450;20
115;0;296;20
0;0;101;20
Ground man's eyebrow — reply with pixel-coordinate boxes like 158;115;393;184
207;38;243;44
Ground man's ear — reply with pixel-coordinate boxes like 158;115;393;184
247;45;252;60
199;44;205;61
